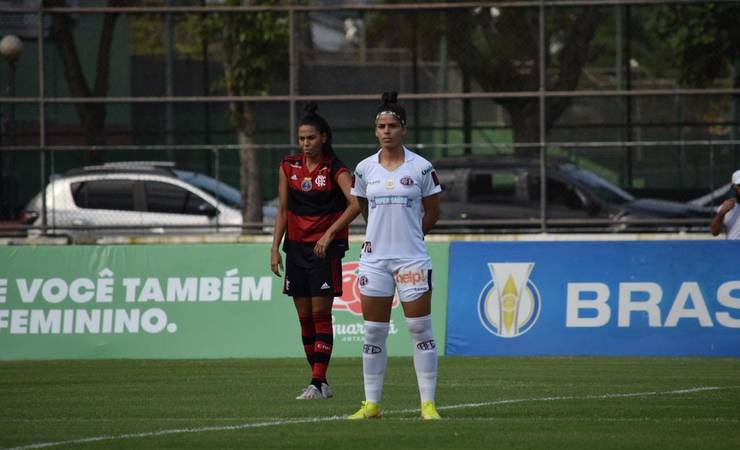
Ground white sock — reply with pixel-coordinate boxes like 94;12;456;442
405;315;437;403
362;320;390;404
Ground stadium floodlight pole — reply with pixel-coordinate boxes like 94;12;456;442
0;34;23;220
165;0;175;157
0;35;22;139
37;4;48;236
538;0;547;233
734;58;740;169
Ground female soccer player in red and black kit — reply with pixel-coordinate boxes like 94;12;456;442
270;103;360;400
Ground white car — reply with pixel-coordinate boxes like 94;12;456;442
24;163;250;236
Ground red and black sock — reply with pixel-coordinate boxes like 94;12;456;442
311;311;333;388
298;313;315;368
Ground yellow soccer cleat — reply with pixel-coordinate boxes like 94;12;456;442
348;401;382;420
420;400;441;420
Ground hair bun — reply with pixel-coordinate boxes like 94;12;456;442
303;101;318;116
381;91;398;105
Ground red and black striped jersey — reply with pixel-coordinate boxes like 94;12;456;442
281;154;349;262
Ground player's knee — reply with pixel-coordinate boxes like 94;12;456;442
363;320;390;344
405;314;433;339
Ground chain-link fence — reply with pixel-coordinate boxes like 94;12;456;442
1;1;738;238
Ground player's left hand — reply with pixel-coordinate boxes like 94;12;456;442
718;198;737;215
314;232;333;258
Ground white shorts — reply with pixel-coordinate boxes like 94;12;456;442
357;257;433;302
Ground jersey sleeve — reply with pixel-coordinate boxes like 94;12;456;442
419;161;443;197
280;155;296;178
279;157;287;177
351;160;368;198
331;158;349;183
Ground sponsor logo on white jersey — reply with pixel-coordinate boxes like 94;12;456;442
395;269;426;286
370;196;412;208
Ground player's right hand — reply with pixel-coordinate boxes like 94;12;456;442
270;250;283;277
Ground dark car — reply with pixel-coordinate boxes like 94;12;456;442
688;183;732;212
433;155;712;231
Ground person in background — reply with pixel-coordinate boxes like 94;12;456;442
348;92;443;420
271;103;360;400
710;169;740;240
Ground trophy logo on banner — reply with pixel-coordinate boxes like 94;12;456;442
477;263;541;338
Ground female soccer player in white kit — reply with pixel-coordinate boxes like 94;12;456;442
348;92;442;420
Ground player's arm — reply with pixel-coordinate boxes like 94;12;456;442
710;199;736;236
421;193;440;235
357;197;369;223
270;168;289;276
314;171;360;258
351;166;369;223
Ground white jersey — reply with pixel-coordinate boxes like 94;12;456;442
351;147;442;261
723;205;740;240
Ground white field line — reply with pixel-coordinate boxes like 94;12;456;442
393;417;740;423
4;417;344;450
4;386;735;450
393;385;729;414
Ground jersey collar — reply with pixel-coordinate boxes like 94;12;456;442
302;153;331;174
374;146;415;164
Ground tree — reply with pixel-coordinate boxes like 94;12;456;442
129;2;288;225
364;5;604;156
44;0;130;156
206;0;288;225
648;3;740;165
446;7;604;154
649;3;740;89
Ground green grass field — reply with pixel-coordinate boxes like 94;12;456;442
1;357;739;449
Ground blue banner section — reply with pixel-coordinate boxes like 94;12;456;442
446;241;740;356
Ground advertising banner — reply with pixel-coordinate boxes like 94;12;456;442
0;243;448;360
446;241;740;356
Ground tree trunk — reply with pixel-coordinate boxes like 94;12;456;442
502;99;541;157
46;0;119;162
447;8;601;158
235;102;263;229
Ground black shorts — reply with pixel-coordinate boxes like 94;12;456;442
284;254;343;298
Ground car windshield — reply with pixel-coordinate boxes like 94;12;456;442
688;183;731;207
174;170;241;208
563;165;635;205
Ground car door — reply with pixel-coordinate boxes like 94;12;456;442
69;178;143;232
140;179;219;233
462;169;541;220
521;171;616;225
543;177;595;220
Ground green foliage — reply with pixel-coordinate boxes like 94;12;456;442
590;6;678;81
364;8;445;61
130;13;206;58
649;3;740;87
129;1;290;100
205;0;289;97
364;6;601;94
